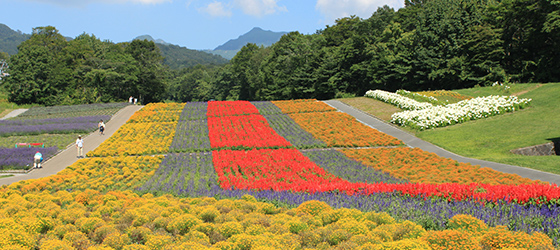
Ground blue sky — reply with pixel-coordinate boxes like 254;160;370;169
1;0;404;50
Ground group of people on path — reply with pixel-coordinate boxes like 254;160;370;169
129;96;138;105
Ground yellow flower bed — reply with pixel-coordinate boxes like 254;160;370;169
88;122;177;156
127;102;185;123
5;156;162;193
0;191;552;250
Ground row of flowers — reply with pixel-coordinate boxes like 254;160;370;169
271;99;337;114
391;95;532;130
208;114;292;149
289;111;404;147
207;100;260;117
15;102;130;120
365;90;434;110
0;115;110;137
2;185;552;249
210;147;560;205
340;147;540;185
87;122;177;157
127;110;183;123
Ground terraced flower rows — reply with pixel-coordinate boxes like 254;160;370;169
1;100;559;249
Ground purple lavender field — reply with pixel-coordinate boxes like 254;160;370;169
0;115;110;137
0;147;58;170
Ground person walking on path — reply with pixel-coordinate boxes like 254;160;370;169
33;151;43;169
98;120;105;135
76;135;84;158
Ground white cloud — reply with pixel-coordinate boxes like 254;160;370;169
199;1;233;17
233;0;286;17
316;0;403;23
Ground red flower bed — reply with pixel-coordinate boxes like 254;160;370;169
207;100;260;117
207;114;291;148
212;148;560;204
212;148;354;192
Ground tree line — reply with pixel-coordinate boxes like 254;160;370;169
204;0;560;102
2;0;559;105
2;26;166;105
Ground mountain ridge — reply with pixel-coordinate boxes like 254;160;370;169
214;27;288;51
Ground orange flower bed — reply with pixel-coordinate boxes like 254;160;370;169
289;111;403;147
271;99;336;114
340;147;541;185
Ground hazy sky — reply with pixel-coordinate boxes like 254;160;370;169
1;0;404;50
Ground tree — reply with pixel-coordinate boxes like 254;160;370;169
3;26;67;105
125;39;166;104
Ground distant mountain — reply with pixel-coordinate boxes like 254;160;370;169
133;35;229;69
133;35;171;46
209;27;289;59
0;24;31;55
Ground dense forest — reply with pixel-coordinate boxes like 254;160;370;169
206;0;560;101
2;0;559;105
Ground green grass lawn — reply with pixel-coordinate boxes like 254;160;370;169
342;83;560;175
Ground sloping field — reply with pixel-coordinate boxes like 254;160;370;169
0;100;558;249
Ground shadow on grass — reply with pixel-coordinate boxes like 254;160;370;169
547;137;560;155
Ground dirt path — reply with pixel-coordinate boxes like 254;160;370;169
0;105;144;186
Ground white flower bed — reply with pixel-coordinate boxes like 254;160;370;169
365;90;433;110
390;95;532;130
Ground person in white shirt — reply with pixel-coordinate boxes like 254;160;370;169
76;135;84;158
98;120;105;135
33;151;43;169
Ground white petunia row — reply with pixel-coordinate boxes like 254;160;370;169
365;90;434;110
390;95;532;130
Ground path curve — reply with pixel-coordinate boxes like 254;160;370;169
324;100;560;185
0;109;29;120
0;104;144;186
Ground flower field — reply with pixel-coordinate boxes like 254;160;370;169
1;100;559;249
0;102;130;170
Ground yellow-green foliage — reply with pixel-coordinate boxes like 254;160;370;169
0;188;556;249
